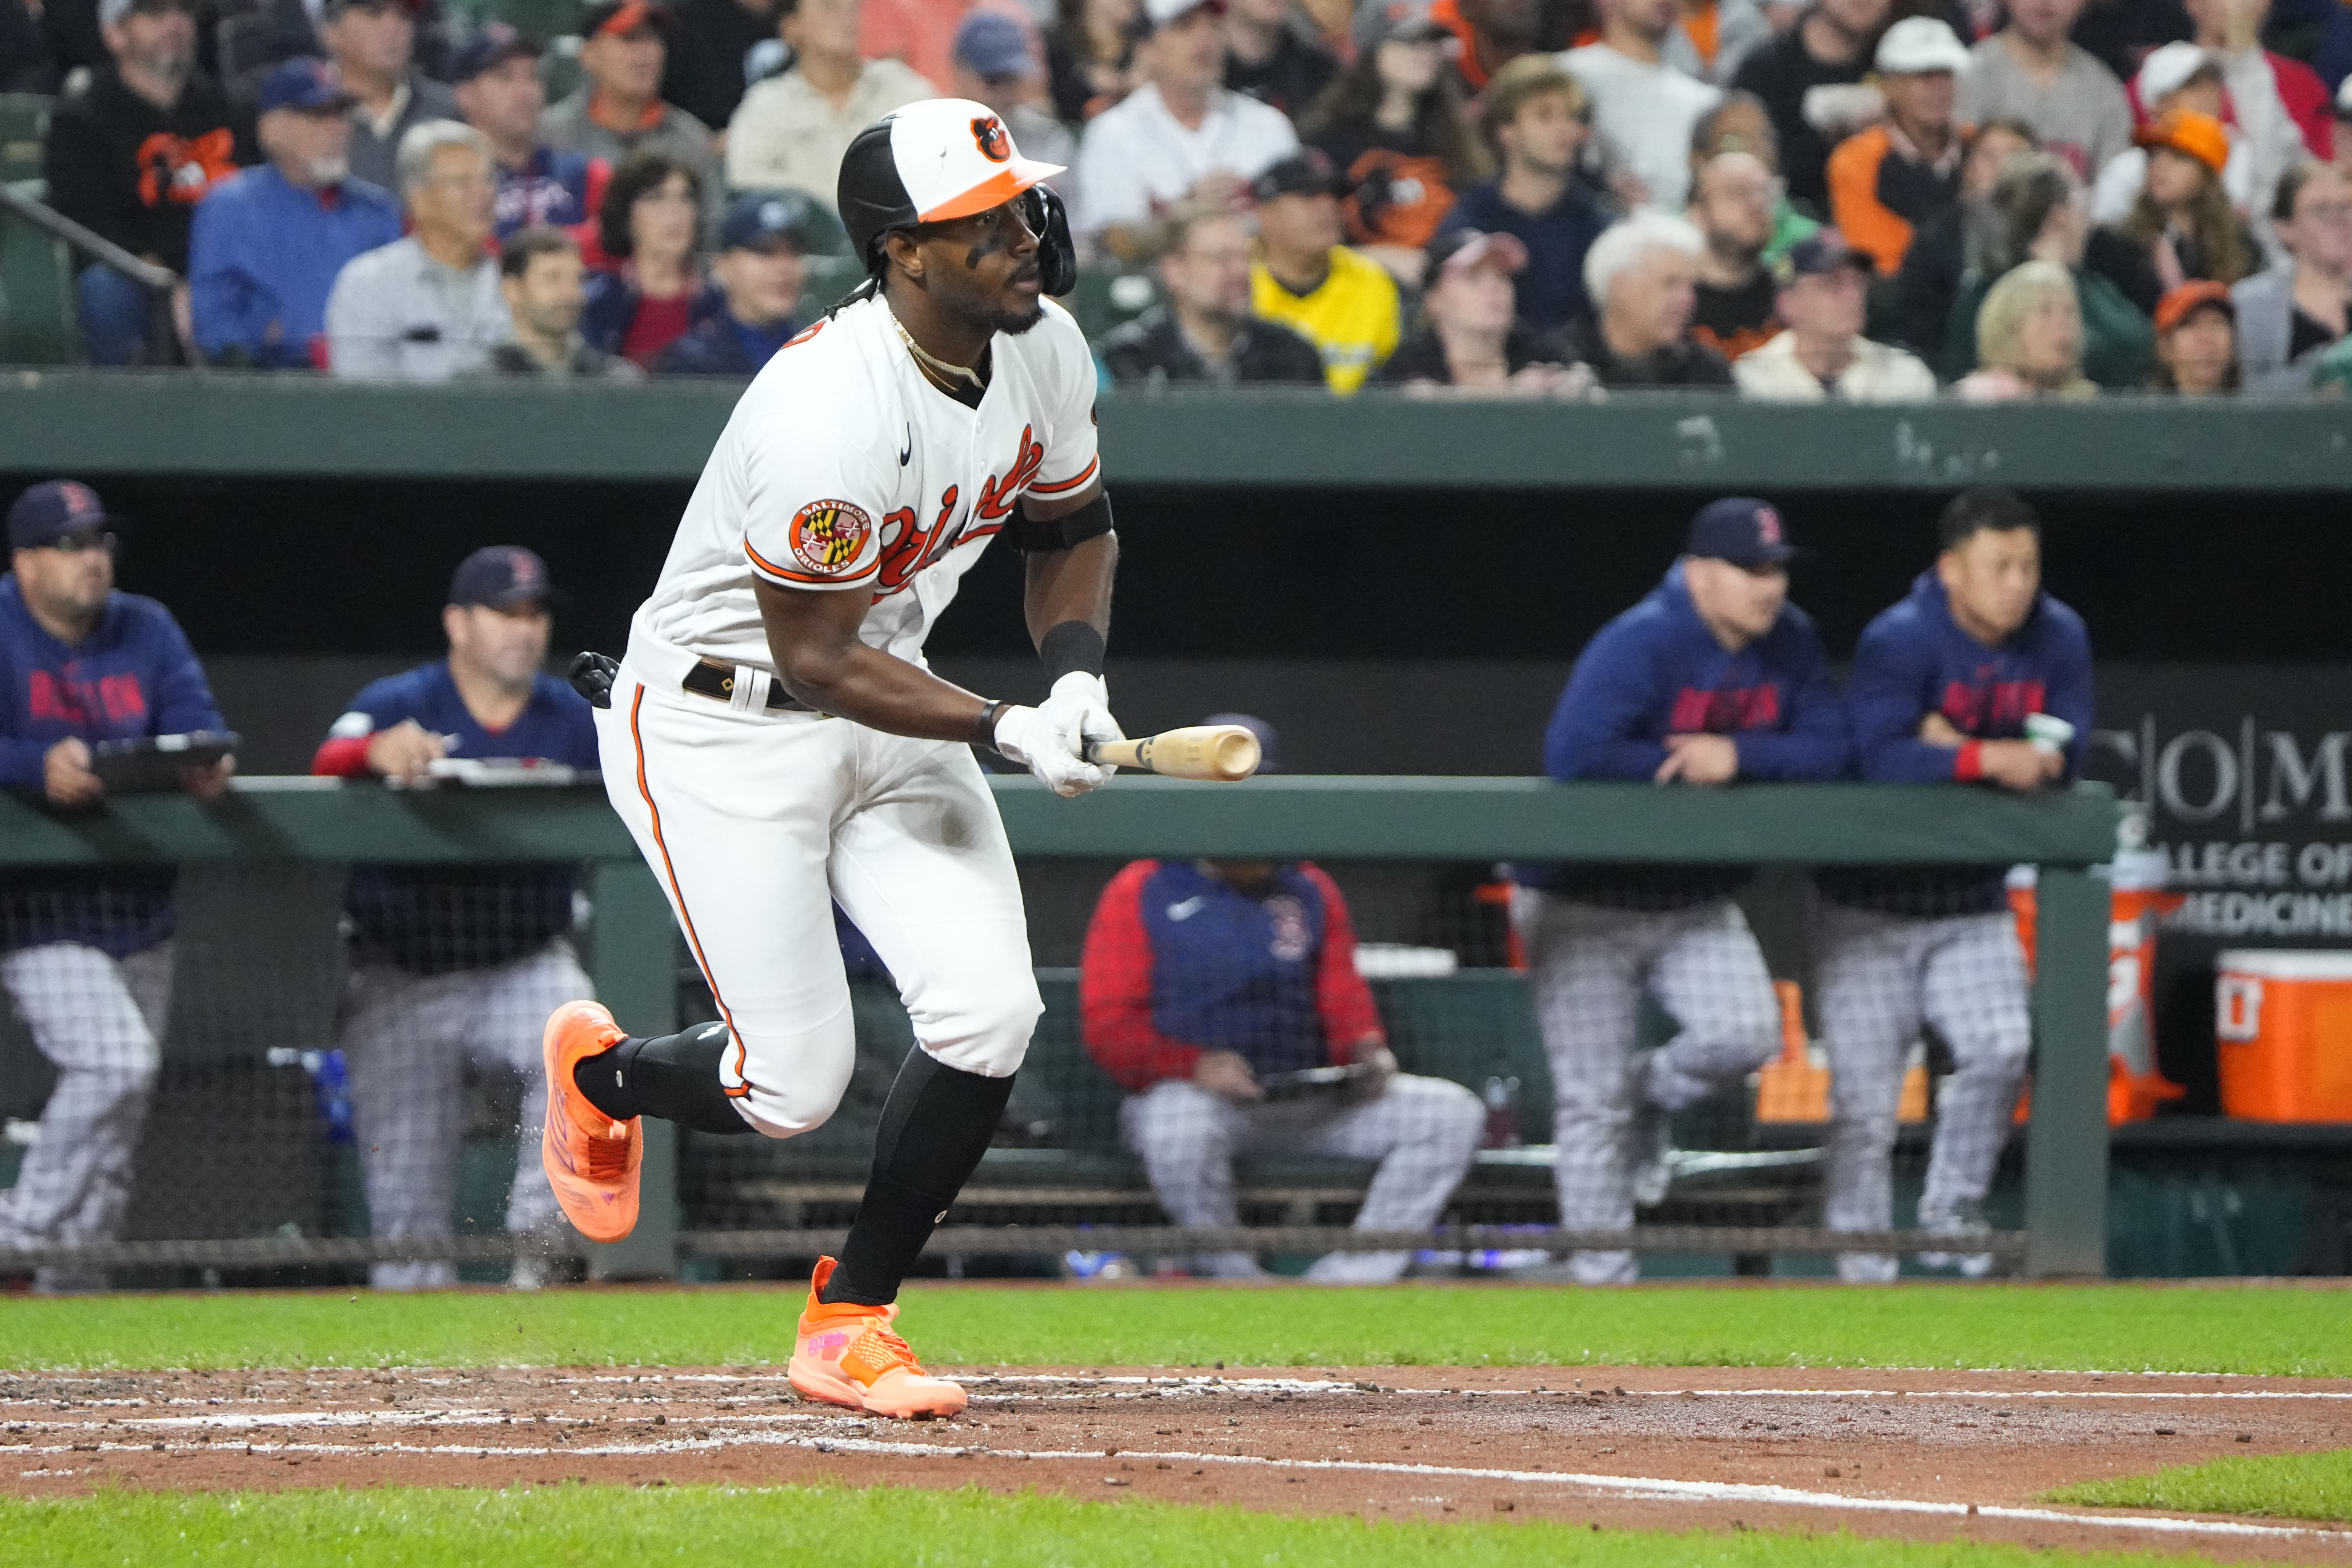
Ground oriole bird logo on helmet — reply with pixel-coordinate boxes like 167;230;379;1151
834;98;1078;294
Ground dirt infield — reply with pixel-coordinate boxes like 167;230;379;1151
5;1362;2347;1559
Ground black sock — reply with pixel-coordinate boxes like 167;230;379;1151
821;1047;1013;1306
572;1021;752;1135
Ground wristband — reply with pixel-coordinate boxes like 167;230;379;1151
975;699;1011;753
1954;740;1985;782
1038;620;1106;684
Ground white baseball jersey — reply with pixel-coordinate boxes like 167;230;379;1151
634;292;1101;672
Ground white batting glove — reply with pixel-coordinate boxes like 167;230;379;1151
1037;671;1122;753
994;691;1113;798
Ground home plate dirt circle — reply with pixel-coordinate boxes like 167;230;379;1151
5;1364;2348;1560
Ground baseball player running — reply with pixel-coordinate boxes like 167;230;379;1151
311;547;599;1290
1513;499;1848;1284
541;100;1119;1419
1818;488;2091;1281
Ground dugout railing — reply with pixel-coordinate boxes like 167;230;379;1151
0;775;2119;1282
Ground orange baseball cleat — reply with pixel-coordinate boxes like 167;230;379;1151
540;1001;641;1244
788;1257;967;1419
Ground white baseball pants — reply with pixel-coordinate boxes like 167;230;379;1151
0;940;172;1293
1120;1073;1484;1282
1816;905;2031;1283
340;939;586;1289
595;653;1041;1140
1515;892;1782;1285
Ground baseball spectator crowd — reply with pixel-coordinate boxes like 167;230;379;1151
3;0;2351;392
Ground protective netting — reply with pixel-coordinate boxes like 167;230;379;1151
0;849;2019;1291
0;861;586;1291
683;859;2006;1286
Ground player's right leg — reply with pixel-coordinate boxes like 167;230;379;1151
544;668;862;1241
0;941;166;1293
468;939;595;1285
1815;905;1928;1283
1120;1079;1262;1278
1293;1072;1485;1283
1513;890;1650;1285
342;963;467;1288
1914;912;2032;1275
1643;900;1784;1106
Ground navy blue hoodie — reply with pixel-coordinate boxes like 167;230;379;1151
1822;568;2093;914
0;576;225;955
1520;564;1850;906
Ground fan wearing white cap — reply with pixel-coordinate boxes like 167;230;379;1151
2172;0;2334;210
1824;17;1969;276
538;98;1121;1422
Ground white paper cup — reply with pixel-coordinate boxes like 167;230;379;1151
2024;713;2074;757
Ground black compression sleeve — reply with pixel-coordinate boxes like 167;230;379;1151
821;1047;1016;1306
1038;620;1106;684
573;1022;753;1135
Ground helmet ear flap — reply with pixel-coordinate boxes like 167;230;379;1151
1028;184;1078;298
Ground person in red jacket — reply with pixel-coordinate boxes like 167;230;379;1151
1080;730;1483;1283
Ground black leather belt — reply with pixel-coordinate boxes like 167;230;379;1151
681;658;812;712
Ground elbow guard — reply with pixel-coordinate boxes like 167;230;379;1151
1014;490;1112;553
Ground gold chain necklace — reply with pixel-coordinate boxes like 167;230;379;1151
889;306;987;393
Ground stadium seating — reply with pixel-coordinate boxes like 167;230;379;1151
0;181;79;367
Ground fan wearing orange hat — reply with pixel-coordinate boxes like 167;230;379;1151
2098;108;2259;298
2149;279;2238;394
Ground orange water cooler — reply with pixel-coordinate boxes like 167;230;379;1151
2214;951;2352;1122
2007;848;2185;1125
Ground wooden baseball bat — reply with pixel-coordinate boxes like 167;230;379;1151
1086;724;1262;781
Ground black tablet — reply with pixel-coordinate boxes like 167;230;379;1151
87;731;239;794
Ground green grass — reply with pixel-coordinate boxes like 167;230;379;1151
2;1281;2346;1376
2045;1449;2352;1523
0;1483;2216;1567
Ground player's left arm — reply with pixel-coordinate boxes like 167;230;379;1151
1729;617;1853;781
1020;478;1117;658
1301;863;1391;1092
1012;323;1123;755
2041;607;2096;781
148;609;236;799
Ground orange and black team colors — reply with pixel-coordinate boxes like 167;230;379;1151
538;98;1109;1422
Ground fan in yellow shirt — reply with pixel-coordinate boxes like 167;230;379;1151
1246;151;1402;394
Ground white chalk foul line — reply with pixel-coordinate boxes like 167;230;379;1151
10;1419;2341;1545
1670;1388;2352;1403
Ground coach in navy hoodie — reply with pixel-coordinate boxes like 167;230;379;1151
1818;486;2092;1285
0;480;232;1291
1516;498;1848;1285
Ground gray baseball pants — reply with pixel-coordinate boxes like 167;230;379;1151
341;939;586;1289
1121;1072;1484;1282
1516;892;1781;1285
0;940;172;1293
1816;905;2031;1283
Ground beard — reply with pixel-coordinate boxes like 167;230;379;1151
984;296;1047;336
129;36;195;85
